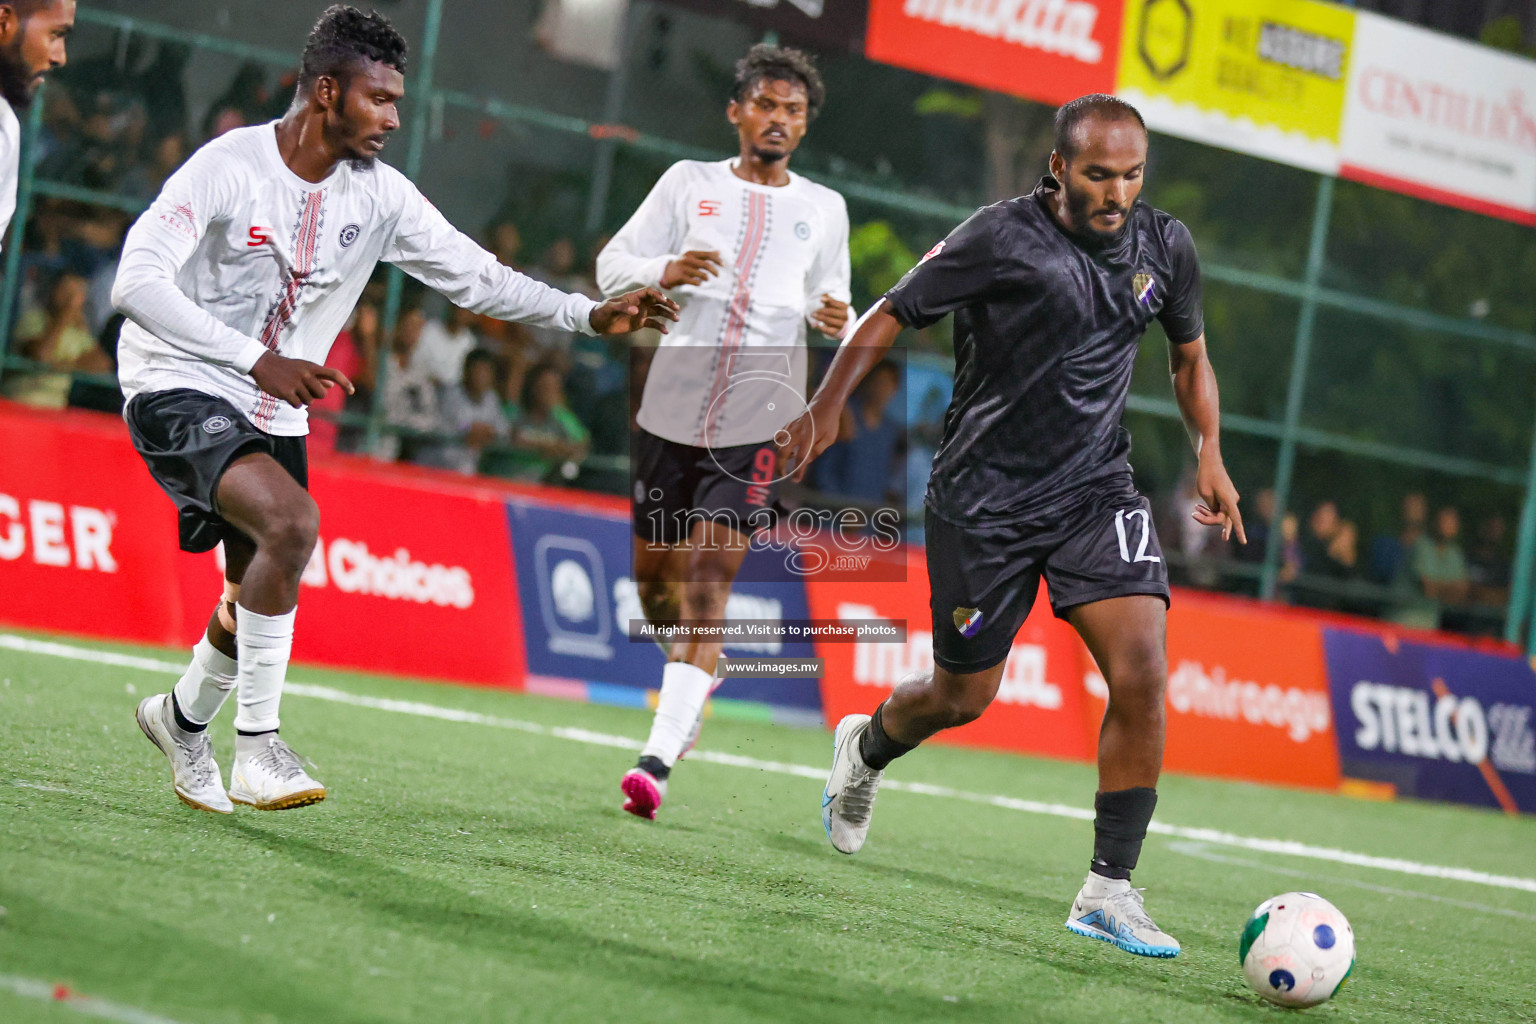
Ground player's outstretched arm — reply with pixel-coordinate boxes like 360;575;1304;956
588;287;680;335
777;300;903;482
1170;333;1245;544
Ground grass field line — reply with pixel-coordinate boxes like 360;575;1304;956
0;973;186;1024
6;632;1536;897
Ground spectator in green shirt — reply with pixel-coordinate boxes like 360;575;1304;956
486;360;589;483
1415;506;1469;605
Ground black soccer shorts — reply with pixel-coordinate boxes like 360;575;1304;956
125;389;309;553
926;477;1170;674
631;427;780;546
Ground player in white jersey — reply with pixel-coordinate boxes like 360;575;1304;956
0;0;74;250
596;45;851;820
120;5;676;814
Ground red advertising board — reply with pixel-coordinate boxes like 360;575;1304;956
0;402;184;645
1079;591;1341;789
176;456;526;689
808;548;1091;761
865;0;1123;107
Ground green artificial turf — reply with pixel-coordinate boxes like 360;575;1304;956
1;630;1533;1023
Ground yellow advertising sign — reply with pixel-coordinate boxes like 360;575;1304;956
1116;0;1357;172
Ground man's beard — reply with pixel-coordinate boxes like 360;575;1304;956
1063;179;1127;239
749;144;787;164
322;115;378;171
0;36;37;110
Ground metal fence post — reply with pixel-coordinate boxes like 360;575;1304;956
0;90;46;386
365;0;444;454
1260;173;1336;600
1506;404;1536;648
584;0;639;236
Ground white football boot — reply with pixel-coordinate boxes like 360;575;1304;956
135;693;233;814
821;714;883;854
1065;873;1181;957
620;766;667;820
228;733;327;810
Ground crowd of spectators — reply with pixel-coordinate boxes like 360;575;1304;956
1165;483;1514;635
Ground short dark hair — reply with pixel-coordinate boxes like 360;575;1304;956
1;0;65;16
298;5;407;90
731;43;825;120
1053;94;1146;161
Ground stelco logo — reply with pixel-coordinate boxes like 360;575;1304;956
281;537;474;608
840;602;1062;709
0;494;117;572
1349;681;1536;773
903;0;1105;64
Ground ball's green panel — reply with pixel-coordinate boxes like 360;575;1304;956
1333;957;1356;997
1238;912;1268;964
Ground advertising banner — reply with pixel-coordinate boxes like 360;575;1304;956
1324;629;1536;814
1339;12;1536;226
1080;593;1340;788
808;551;1092;761
865;0;1123;108
507;499;824;717
1115;0;1355;173
0;402;184;645
178;461;526;688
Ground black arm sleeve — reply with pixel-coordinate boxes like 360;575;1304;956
884;207;1001;330
1156;219;1204;345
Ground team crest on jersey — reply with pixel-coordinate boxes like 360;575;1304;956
920;240;945;264
953;606;984;637
202;415;232;435
338;223;361;248
1133;273;1155;306
794;221;811;240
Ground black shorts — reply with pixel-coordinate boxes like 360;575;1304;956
927;478;1169;674
125;389;308;553
631;427;780;546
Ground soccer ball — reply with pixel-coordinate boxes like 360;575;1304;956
1239;892;1355;1008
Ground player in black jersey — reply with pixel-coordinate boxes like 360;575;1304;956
781;95;1244;958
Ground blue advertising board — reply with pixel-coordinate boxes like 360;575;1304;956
1323;628;1536;813
506;499;823;721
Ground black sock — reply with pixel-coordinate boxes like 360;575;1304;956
858;704;915;771
1090;787;1158;880
236;728;277;738
170;692;206;734
637;754;671;781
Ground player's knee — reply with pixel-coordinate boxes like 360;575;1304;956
258;498;320;569
637;579;679;618
1104;643;1167;717
933;681;992;729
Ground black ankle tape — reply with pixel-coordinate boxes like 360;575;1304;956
637;755;671;781
1091;787;1158;879
858;704;915;771
170;693;207;734
236;728;277;738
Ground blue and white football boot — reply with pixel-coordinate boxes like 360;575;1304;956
821;714;883;854
1065;873;1181;958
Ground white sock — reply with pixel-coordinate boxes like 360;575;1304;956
171;635;237;726
233;604;296;734
641;661;716;768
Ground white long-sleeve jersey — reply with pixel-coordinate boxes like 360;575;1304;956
597;159;850;449
114;122;599;436
1;98;20;252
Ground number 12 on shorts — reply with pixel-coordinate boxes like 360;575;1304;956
1114;508;1161;563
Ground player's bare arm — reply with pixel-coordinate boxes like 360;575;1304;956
250;352;355;409
1170;332;1244;543
659;250;723;287
590;286;680;335
778;299;901;481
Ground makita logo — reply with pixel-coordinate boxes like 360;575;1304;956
0;494;117;572
902;0;1104;64
840;603;1062;709
1166;659;1330;743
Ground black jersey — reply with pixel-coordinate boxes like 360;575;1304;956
886;175;1204;526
